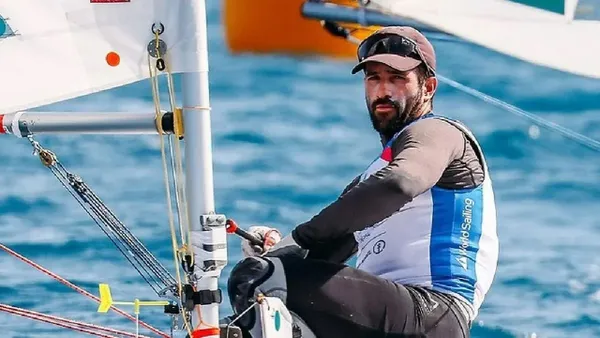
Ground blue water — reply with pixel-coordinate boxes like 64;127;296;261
2;2;600;338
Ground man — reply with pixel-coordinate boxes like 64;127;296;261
225;26;499;338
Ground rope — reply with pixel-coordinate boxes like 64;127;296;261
0;243;170;338
181;106;211;111
161;35;219;334
26;136;177;296
163;57;192;253
0;303;151;338
148;54;189;337
148;29;196;336
148;24;219;334
436;74;600;152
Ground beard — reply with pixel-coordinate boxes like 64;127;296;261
367;89;424;142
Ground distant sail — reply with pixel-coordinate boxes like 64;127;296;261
367;0;600;79
0;0;200;113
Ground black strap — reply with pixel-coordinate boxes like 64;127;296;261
183;284;222;311
193;289;223;305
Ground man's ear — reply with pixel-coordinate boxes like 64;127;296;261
423;76;438;100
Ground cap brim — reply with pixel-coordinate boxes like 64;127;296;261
351;54;422;74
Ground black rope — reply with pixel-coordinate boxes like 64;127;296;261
32;142;178;297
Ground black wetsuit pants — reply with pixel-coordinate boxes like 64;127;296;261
227;255;472;338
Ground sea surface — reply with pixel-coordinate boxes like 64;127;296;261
2;1;600;338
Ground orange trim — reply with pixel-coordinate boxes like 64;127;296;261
191;328;220;338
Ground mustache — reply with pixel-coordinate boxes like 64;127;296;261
371;97;399;111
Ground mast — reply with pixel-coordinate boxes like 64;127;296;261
181;1;226;336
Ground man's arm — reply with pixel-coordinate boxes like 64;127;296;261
340;175;361;196
291;118;465;250
304;175;361;263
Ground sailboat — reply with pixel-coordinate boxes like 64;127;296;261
0;1;239;337
1;0;599;337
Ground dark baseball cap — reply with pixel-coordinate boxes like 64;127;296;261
351;26;436;75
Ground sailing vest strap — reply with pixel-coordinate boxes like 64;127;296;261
183;284;223;310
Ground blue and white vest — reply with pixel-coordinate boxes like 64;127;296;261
353;114;499;319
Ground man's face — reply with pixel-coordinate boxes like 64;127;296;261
363;62;426;140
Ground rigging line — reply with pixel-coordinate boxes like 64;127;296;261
0;307;118;338
73;177;176;286
164;118;186;247
39;155;176;288
148;28;198;335
162;36;218;335
46;166;164;295
148;56;184;287
166;134;184;239
46;164;168;294
70;179;166;280
162;50;209;333
167;118;188;247
59;165;176;283
164;61;190;248
148;53;193;338
0;243;170;338
436;74;600;152
79;198;168;292
163;132;192;269
33;154;164;286
0;303;150;338
166;132;196;275
164;55;193;261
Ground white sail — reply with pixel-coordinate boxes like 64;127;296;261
1;0;223;335
367;0;600;79
0;0;201;114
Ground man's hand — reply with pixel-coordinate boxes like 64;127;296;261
241;225;282;258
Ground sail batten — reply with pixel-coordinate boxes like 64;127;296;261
367;0;600;79
0;0;198;114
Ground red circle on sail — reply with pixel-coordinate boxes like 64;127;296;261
106;52;120;67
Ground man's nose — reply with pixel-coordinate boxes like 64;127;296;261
376;82;393;97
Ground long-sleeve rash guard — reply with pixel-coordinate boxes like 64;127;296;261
291;117;485;263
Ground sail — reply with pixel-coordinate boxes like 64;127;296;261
0;0;201;114
366;0;600;79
